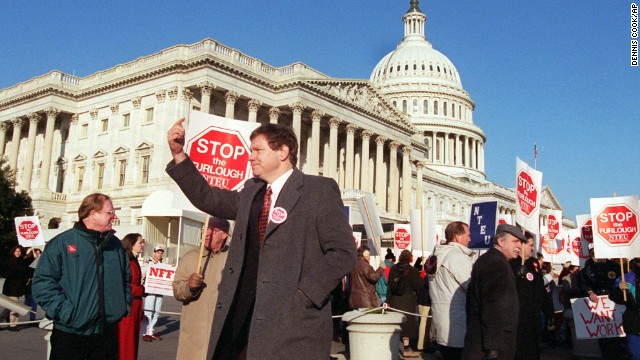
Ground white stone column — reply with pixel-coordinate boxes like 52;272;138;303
415;161;424;209
455;134;461;166
0;122;7;157
247;99;261;122
39;107;60;190
401;146;412;215
22;112;41;191
9;118;24;169
431;131;436;162
289;102;305;149
360;130;372;191
309;110;324;175
443;133;449;165
345;124;357;189
480;143;485;172
471;139;476;169
199;81;215;114
328;117;341;182
388;141;399;214
375;136;387;209
269;107;280;124
225;91;238;119
464;136;470;167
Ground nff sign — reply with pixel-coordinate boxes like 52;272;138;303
187;126;252;191
595;204;639;245
517;170;538;217
18;220;39;240
14;216;45;247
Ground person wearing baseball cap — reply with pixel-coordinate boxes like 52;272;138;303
143;243;168;342
173;216;231;359
463;223;524;360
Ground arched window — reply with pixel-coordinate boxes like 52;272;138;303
413;99;418;114
452;104;455;118
430;65;433;71
405;64;409;71
443;102;448;116
459;105;462;119
423;100;428;114
402;100;407;113
437;66;441;72
434;101;438;115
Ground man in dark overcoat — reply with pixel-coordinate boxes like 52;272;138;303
166;119;356;360
463;224;525;360
510;231;555;360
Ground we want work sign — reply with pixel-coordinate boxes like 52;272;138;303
571;296;626;339
173;110;260;211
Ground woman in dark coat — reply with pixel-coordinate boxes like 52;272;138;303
387;249;425;358
1;245;30;331
117;233;145;360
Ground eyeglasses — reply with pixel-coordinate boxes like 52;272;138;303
99;210;117;216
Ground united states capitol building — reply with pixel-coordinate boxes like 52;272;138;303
0;1;570;258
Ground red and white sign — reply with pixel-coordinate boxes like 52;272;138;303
576;214;594;244
353;232;362;249
547;210;562;240
571;296;626;340
564;229;587;267
497;213;513;225
394;224;412;251
173;111;260;212
590;195;640;259
14;216;45;247
540;225;564;263
515;158;542;235
144;263;176;296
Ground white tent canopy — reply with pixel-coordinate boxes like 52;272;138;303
141;189;207;264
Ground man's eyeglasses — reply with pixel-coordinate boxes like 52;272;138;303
100;210;117;216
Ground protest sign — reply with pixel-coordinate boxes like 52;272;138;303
590;195;640;259
144;262;176;296
571;296;626;340
173;110;260;211
565;228;587;266
469;201;497;249
409;208;436;253
497;213;513;225
393;224;412;251
515;157;542;236
14;216;45;247
352;232;362;249
357;194;383;256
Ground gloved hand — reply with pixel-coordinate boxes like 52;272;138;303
483;349;498;360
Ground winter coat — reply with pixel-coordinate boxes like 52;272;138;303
168;158;356;360
387;262;424;338
33;222;131;335
611;271;640;335
173;245;229;360
375;259;394;300
117;255;144;360
463;247;519;360
429;242;476;348
350;257;384;308
2;255;30;297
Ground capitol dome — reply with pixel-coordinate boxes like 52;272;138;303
370;0;487;180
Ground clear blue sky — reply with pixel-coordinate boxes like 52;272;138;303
1;1;638;221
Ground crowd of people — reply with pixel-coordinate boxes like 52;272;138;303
2;118;638;360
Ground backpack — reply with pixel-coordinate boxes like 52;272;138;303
390;266;410;296
425;254;438;275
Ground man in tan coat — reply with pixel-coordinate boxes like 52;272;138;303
173;216;230;360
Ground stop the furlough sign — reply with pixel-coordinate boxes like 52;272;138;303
590;195;640;259
173;110;260;212
14;216;45;247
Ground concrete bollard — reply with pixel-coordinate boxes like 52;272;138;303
343;310;406;360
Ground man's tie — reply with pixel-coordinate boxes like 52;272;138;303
258;186;272;244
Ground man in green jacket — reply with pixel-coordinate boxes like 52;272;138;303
33;193;131;360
